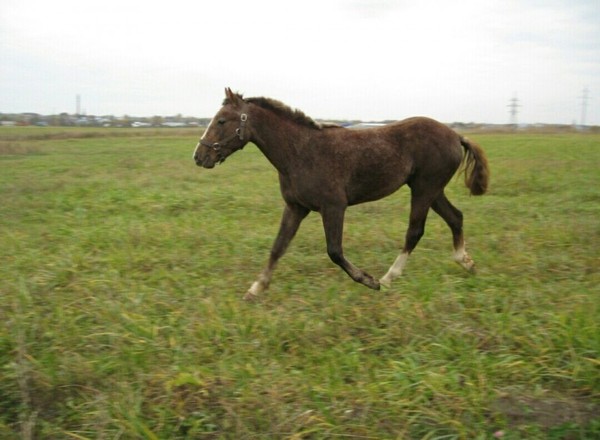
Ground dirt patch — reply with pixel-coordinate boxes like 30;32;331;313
491;391;599;431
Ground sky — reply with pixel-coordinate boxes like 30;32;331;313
1;0;599;125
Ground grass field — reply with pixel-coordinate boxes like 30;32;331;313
1;127;598;439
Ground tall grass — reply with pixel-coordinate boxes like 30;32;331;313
1;127;598;439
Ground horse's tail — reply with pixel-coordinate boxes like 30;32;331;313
459;136;489;196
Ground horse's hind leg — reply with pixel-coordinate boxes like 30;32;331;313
244;203;309;300
431;193;475;273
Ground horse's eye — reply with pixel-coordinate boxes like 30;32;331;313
217;118;226;125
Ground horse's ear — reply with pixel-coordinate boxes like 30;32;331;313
225;87;243;107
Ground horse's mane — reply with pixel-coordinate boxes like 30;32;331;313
224;93;339;130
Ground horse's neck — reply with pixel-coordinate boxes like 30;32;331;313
249;109;312;174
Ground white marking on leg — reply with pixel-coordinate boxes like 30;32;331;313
245;281;263;299
453;245;475;272
243;270;273;300
453;245;465;262
380;252;409;288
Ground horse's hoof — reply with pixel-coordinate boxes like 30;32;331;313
454;251;476;274
379;278;392;290
243;291;259;301
460;261;476;274
367;278;381;291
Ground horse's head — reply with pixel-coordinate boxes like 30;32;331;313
193;88;250;168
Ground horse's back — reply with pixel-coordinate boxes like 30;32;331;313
389;117;464;176
390;117;462;151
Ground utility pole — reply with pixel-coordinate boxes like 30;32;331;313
508;94;520;127
579;87;589;127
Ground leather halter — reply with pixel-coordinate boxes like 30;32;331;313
200;113;248;152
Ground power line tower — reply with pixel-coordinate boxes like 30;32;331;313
508;94;521;127
579;87;590;127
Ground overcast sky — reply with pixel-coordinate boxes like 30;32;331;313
2;0;599;124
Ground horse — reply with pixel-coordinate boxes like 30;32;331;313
193;88;489;300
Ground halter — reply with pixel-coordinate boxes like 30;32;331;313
200;113;248;152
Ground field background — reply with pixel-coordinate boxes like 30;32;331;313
1;127;598;439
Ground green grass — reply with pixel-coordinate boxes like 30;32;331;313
1;127;598;439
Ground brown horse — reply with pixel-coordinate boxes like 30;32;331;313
194;88;489;299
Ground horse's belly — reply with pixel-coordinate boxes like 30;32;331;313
343;153;410;205
346;174;406;206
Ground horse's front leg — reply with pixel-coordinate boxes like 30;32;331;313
321;206;380;290
244;203;309;300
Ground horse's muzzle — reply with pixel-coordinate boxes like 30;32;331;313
194;154;216;168
193;149;215;168
200;157;216;168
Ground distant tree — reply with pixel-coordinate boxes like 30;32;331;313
58;113;71;126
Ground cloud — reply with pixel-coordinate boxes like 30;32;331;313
343;0;408;18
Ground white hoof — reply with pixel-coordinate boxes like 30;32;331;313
243;290;259;301
454;249;476;273
379;277;392;290
244;280;265;300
